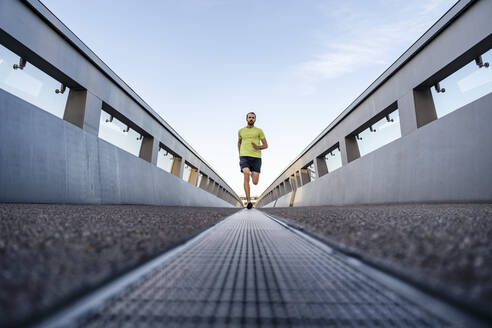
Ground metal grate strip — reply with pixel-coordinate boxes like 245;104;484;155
45;210;457;327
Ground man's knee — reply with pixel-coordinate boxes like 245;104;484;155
243;169;251;183
252;180;258;185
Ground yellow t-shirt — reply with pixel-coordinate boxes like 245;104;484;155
238;126;265;158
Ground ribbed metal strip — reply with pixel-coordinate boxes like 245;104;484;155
71;210;448;327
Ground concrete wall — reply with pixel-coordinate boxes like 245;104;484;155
0;89;232;207
258;0;492;207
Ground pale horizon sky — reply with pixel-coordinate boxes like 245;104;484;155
41;0;456;197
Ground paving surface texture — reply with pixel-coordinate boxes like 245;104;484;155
57;209;454;327
0;203;239;327
260;204;492;309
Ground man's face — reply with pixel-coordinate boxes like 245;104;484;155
247;114;256;126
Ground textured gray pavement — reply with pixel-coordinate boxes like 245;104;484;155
260;204;492;309
0;203;239;327
63;210;454;327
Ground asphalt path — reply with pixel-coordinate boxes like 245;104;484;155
2;203;490;326
261;203;492;312
0;203;239;327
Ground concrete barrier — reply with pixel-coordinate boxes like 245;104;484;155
262;93;492;207
0;90;234;207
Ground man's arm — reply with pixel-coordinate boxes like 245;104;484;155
238;139;242;154
260;138;268;150
252;138;268;150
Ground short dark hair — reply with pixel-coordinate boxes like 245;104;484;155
246;112;256;119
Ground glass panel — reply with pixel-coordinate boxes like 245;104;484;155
356;110;401;157
182;163;192;183
431;49;492;118
284;179;292;193
290;175;296;189
0;43;68;118
279;183;285;196
196;172;204;187
157;146;174;173
98;111;142;157
306;162;316;182
324;146;342;172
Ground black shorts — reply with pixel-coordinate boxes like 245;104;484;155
240;156;262;173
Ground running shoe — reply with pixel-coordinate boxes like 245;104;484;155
247;202;253;209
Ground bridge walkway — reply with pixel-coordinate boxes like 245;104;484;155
40;210;478;327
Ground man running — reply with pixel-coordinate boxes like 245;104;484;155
238;112;268;209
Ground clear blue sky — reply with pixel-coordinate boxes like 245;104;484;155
41;0;456;197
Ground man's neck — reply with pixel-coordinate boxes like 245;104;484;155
246;125;255;129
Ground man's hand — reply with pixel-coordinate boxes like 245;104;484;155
251;142;260;150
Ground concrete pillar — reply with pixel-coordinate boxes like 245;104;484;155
139;136;158;164
171;156;183;177
188;167;198;185
398;88;437;136
207;179;215;193
289;175;297;207
284;179;292;193
341;136;360;165
295;171;302;187
199;175;209;190
315;156;328;177
279;182;285;196
63;90;102;135
289;175;296;190
284;181;290;194
414;88;438;128
300;169;310;184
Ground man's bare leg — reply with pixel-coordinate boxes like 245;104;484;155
243;167;251;202
252;172;260;185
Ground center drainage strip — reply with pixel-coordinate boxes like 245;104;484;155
36;210;486;328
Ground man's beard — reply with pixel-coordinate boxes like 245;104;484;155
248;120;254;126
